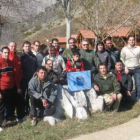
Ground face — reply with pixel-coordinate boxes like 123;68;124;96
105;40;112;48
52;41;59;49
128;37;135;46
73;55;80;62
99;65;107;75
23;43;31;53
8;42;17;52
45;60;53;70
115;62;123;71
2;49;10;60
82;41;89;50
69;39;76;48
48;48;55;56
37;69;47;80
33;42;40;52
98;44;103;51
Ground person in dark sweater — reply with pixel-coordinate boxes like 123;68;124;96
19;41;38;114
113;61;133;103
96;41;111;70
105;37;120;70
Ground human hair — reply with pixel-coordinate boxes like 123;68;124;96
1;46;10;52
68;37;77;43
127;35;135;41
81;38;90;44
8;41;17;46
52;38;59;43
48;45;55;50
96;41;105;52
33;40;40;45
45;59;53;64
37;66;47;72
22;41;31;47
105;37;112;43
73;51;80;56
115;60;123;65
98;62;107;69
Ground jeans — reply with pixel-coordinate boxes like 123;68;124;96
129;68;140;99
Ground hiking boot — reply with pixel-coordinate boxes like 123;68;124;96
31;117;37;126
16;117;27;123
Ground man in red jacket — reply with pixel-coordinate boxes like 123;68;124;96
8;42;22;89
0;47;24;127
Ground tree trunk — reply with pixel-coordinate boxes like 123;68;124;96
66;18;71;48
94;36;98;51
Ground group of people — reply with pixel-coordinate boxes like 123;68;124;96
0;35;139;129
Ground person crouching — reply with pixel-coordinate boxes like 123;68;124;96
28;66;57;126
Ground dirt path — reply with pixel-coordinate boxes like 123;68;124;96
69;115;140;140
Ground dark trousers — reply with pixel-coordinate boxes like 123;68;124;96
30;96;55;118
21;79;30;114
0;99;5;126
1;87;24;120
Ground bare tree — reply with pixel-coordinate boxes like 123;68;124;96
56;0;83;48
76;0;140;49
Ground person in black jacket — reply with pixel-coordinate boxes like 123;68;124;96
19;41;38;115
105;37;120;70
113;61;133;102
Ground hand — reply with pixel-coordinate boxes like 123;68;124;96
127;91;131;96
42;99;49;108
0;92;2;99
109;72;113;74
125;68;129;74
111;94;117;101
17;88;21;94
94;85;100;91
76;69;80;72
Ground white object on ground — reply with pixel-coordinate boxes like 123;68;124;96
0;127;3;132
76;107;88;120
43;116;56;126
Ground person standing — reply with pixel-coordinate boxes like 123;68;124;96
0;47;24;127
42;46;65;76
62;38;79;62
96;41;111;70
105;37;120;70
79;39;100;75
121;35;140;101
32;41;44;68
19;41;37;114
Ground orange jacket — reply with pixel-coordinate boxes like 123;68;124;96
9;51;22;86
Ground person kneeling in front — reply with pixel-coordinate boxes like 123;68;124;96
28;66;57;126
93;63;122;111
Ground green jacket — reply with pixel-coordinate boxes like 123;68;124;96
93;73;120;95
79;49;100;72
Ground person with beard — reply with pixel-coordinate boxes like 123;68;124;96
45;59;59;84
79;39;100;76
96;41;111;70
42;45;65;76
62;38;79;62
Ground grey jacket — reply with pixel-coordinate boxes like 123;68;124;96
28;76;57;104
96;51;111;70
